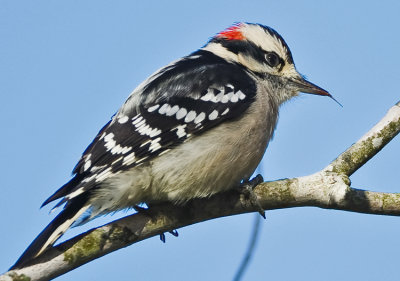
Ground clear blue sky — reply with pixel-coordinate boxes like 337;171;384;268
1;1;400;280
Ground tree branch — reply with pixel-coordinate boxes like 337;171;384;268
325;100;400;176
2;101;400;281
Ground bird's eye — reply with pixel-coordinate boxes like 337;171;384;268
265;52;280;68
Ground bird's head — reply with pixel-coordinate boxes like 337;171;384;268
204;23;337;104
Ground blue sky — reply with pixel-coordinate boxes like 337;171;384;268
1;1;400;280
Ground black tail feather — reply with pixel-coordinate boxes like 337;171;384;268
10;195;89;270
41;175;84;208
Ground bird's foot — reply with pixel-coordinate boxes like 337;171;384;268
160;230;179;243
238;174;265;219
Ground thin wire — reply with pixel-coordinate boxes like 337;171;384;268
232;214;262;281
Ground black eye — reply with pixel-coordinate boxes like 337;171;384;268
265;52;280;68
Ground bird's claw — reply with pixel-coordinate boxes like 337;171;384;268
239;174;266;219
160;233;166;243
159;229;179;243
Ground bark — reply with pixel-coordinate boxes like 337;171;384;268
1;101;400;281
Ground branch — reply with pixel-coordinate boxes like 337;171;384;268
325;100;400;175
2;101;400;281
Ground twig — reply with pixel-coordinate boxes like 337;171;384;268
325;100;400;176
232;214;262;281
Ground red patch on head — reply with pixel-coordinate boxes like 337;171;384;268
216;24;244;40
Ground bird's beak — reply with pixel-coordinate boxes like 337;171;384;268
290;77;330;96
289;77;342;106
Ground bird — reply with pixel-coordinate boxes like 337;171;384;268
11;22;334;269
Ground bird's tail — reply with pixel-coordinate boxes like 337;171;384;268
10;196;90;270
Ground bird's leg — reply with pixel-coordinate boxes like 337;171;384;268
238;174;266;218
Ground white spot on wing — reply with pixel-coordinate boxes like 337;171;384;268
221;108;229;115
194;112;206;124
149;128;162;137
166;105;179;116
104;132;114;141
104;133;116;150
149;137;162;152
158;103;171;115
83;160;91;172
230;93;239;103
111;144;132;155
136;124;151;136
132;115;143;125
148;104;160;112
184;110;197;123
237;90;246;100
104;132;132;155
135;119;146;128
174;124;187;138
118;115;129;124
134;117;161;137
209;110;219;120
176;108;187;120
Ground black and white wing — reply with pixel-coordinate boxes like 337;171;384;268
43;50;257;206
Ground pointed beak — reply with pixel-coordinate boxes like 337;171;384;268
290;77;330;96
289;77;342;106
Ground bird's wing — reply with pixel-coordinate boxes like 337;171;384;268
43;51;257;206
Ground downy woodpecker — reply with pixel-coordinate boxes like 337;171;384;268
12;22;333;268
